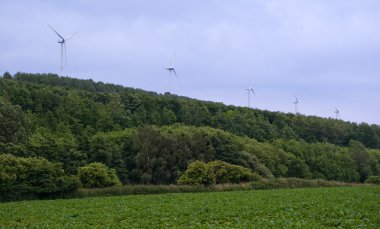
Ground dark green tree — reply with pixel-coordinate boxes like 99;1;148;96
0;98;31;144
2;72;12;79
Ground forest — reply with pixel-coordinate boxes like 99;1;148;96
1;72;380;199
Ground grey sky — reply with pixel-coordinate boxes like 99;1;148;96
1;0;379;124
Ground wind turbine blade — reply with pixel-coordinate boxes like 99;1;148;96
47;24;64;40
65;31;78;41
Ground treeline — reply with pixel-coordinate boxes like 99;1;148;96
2;124;379;185
0;72;379;187
1;72;380;149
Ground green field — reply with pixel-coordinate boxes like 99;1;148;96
0;186;379;228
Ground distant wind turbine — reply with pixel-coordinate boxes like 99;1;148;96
334;108;340;119
163;53;180;91
293;97;299;114
48;24;78;70
246;87;255;108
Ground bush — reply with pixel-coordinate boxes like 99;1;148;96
78;163;121;188
365;176;380;184
209;160;261;183
178;160;260;186
177;161;215;186
0;154;79;201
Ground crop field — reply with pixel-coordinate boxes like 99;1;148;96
0;186;379;228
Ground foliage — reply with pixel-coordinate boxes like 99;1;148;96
0;98;31;144
177;161;215;186
2;72;12;79
0;73;379;188
365;176;380;184
2;72;380;149
250;178;353;190
70;178;356;200
209;160;261;183
77;162;121;188
0;187;378;227
178;160;260;185
348;140;373;182
0;154;79;201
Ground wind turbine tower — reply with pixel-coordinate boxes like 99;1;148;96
48;25;78;70
293;97;299;114
334;108;340;119
246;87;255;108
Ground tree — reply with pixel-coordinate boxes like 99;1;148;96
133;126;161;184
161;108;176;125
0;98;31;144
349;140;371;182
2;72;12;79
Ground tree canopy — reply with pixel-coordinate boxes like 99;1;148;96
0;72;379;188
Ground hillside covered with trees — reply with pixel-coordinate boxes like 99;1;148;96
1;72;380;196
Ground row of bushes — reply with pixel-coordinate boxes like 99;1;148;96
67;178;363;200
0;154;121;201
2;153;378;202
250;178;358;190
1;154;261;201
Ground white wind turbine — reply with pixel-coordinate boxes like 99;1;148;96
246;87;255;108
48;24;78;70
334;108;340;119
163;53;180;91
293;97;299;114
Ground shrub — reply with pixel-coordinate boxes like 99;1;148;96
0;154;79;201
78;163;121;188
209;160;260;183
365;176;380;184
178;160;260;186
177;161;215;186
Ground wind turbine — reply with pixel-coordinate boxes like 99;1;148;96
293;97;299;114
245;87;255;108
48;24;78;70
163;53;179;91
334;108;340;119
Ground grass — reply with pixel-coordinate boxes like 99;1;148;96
64;178;362;200
0;186;379;228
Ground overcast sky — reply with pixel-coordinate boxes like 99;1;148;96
1;0;379;125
